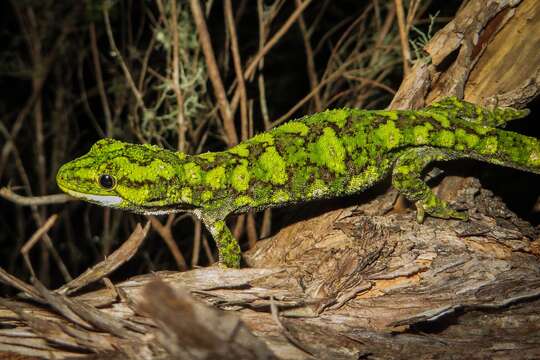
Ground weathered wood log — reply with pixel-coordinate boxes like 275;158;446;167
0;0;539;359
1;178;539;359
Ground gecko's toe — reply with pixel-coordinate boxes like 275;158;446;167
415;199;469;222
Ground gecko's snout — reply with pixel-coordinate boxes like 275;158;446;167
56;163;71;192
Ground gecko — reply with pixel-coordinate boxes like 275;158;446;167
56;97;540;268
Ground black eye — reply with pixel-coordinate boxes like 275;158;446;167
99;174;116;189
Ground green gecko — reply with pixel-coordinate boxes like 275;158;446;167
56;97;540;268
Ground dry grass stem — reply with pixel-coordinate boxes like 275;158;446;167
170;0;188;151
102;4;146;110
394;0;411;75
224;0;249;141
0;187;73;206
243;0;313;81
20;214;60;280
191;218;202;267
21;214;59;256
189;0;238;146
295;0;322;112
89;23;113;137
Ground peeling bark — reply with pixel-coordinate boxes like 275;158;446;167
390;0;539;109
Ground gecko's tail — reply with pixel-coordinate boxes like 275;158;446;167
477;128;540;175
427;96;530;128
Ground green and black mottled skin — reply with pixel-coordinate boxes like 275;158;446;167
56;97;540;268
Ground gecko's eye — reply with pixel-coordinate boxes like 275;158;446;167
98;174;116;189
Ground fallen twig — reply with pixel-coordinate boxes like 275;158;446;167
0;187;73;206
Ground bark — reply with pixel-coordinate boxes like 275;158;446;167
1;0;539;359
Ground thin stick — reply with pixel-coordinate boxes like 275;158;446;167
137;33;157;92
343;75;397;95
295;0;322;111
58;221;150;295
77;52;105;137
170;0;188;152
189;0;238;147
260;208;272;239
320;5;373;86
101;207;112;256
0;267;42;301
368;4;396;68
202;234;215;265
246;213;258;249
230;0;313;114
21;214;59;278
243;0;312;81
224;0;249;141
89;23;113;137
394;0;411;76
0;187;73;206
191;218;202;267
272;68;346;127
20;215;58;257
256;0;271;131
102;3;146;110
2;131;72;282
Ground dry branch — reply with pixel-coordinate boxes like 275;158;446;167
0;187;72;206
189;0;238;147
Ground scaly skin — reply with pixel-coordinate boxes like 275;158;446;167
56;97;540;267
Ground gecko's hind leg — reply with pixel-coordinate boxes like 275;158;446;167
391;147;468;223
202;217;241;268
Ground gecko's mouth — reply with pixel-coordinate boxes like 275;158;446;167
63;187;123;207
57;180;123;207
135;202;199;215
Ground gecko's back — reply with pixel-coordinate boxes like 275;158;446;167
223;97;533;212
228;107;397;210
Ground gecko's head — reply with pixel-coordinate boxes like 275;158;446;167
56;139;188;212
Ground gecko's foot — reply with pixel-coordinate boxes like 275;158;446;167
217;259;241;269
217;262;235;269
218;251;242;269
415;198;469;223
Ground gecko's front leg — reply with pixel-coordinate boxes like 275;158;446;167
200;214;242;268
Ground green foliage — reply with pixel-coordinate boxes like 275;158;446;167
409;11;440;62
